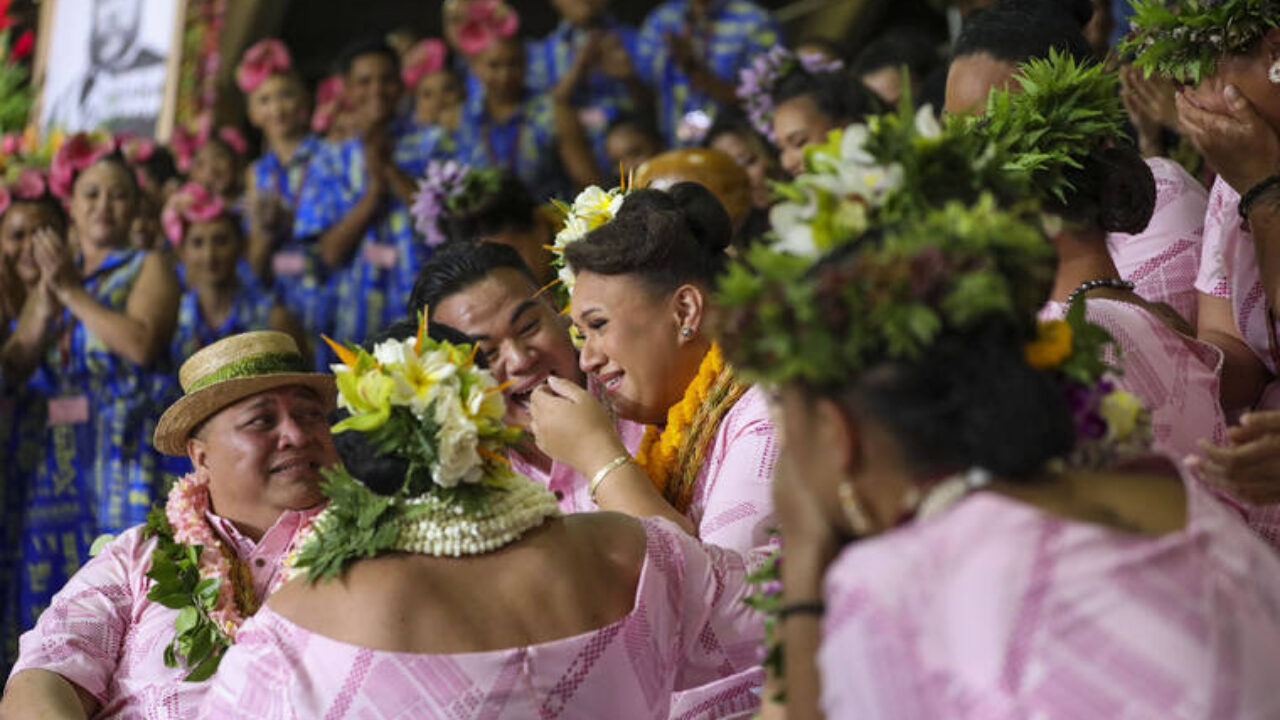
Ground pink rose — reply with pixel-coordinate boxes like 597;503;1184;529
236;38;293;94
402;38;448;89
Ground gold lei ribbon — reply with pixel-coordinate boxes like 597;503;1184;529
634;344;750;514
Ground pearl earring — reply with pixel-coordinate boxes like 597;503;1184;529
680;327;693;338
1271;58;1280;85
837;482;874;537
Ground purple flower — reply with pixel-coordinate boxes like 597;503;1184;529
411;160;473;247
736;47;844;142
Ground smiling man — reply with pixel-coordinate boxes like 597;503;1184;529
0;332;338;719
408;241;641;512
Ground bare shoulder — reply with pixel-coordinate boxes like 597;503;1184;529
558;512;648;568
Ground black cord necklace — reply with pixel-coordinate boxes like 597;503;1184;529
1066;278;1136;306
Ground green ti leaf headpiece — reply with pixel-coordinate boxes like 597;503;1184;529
1120;0;1280;83
719;195;1057;387
972;49;1128;206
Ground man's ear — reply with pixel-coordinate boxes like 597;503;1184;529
187;435;209;474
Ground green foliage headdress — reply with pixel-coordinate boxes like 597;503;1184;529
1120;0;1280;83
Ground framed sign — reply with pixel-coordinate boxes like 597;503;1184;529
32;0;186;140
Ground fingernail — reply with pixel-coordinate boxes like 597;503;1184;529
1225;84;1241;101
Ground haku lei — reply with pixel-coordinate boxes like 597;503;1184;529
634;344;749;513
142;473;258;681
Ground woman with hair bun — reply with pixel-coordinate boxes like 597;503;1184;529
529;182;778;557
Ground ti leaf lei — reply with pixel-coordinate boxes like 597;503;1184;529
141;506;235;682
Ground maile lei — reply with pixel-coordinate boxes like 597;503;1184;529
140;473;313;681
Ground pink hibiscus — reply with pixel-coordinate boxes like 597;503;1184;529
49;133;109;200
401;38;448;89
12;168;46;200
236;38;293;94
457;0;519;56
161;182;227;245
311;76;345;133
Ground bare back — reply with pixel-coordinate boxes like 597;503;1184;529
267;513;649;654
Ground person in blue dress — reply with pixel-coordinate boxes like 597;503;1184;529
456;31;600;202
0;176;67;672
527;0;651;173
635;0;782;147
293;38;451;347
0;147;181;646
239;38;332;369
166;182;305;364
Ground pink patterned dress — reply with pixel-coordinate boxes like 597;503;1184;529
1107;158;1208;325
510;418;646;515
5;508;320;720
1041;298;1226;463
1192;176;1280;548
198;518;765;720
818;476;1280;719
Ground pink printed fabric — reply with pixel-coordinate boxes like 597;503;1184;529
1041;299;1226;463
6;507;321;720
818;476;1280;719
510;418;646;514
1107;158;1207;325
685;386;779;554
198;517;765;720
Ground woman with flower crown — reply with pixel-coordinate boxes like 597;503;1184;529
237;39;333;367
0;137;181;653
530;182;779;557
198;319;764;719
720;183;1280;719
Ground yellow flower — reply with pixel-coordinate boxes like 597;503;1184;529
1024;320;1073;370
332;369;395;432
1099;390;1144;442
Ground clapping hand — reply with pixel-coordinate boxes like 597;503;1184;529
31;227;77;301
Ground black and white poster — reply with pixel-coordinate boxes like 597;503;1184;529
37;0;183;138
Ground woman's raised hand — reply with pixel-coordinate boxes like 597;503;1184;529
529;375;627;476
1176;84;1280;194
31;227;77;300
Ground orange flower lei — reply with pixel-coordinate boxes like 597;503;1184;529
634;344;750;513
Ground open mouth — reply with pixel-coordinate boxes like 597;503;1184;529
597;372;624;393
507;373;551;409
269;459;322;475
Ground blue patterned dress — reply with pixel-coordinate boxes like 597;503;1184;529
636;0;781;146
455;93;573;203
527;17;640;170
250;136;331;365
15;249;177;641
293;122;450;346
170;285;277;363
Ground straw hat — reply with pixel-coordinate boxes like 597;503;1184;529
153;331;336;456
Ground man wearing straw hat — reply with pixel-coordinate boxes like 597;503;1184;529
1;331;339;719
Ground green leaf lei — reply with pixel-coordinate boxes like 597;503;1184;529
1120;0;1280;83
142;507;233;682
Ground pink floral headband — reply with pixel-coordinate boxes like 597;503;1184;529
0;168;50;216
172;121;249;173
457;0;519;56
49;133;113;201
161;182;229;244
312;76;346;134
402;38;449;89
237;38;293;94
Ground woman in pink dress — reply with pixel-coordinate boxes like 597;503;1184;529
200;320;764;720
718;199;1280;719
529;183;778;556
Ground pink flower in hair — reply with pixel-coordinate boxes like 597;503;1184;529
236;38;293;94
217;127;248;156
1;132;20;155
12;168;47;200
49;133;109;200
116;134;156;164
312;76;345;133
161;182;227;245
171;124;200;173
402;38;448;89
457;0;519;56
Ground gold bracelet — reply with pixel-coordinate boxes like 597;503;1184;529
589;454;631;500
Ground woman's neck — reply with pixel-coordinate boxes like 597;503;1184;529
267;131;304;162
485;93;522;123
194;280;237;326
1049;228;1123;304
80;240;123;276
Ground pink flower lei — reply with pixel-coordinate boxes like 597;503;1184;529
162;473;254;639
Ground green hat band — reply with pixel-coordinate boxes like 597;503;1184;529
186;351;309;394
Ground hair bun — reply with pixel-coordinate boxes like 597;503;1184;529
668;182;732;255
1095;147;1155;235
